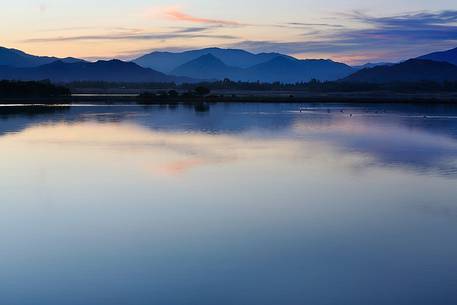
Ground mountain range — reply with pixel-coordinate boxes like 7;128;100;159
1;45;457;84
171;54;355;82
136;49;355;82
133;47;290;73
0;46;83;68
417;47;457;66
344;59;457;83
0;60;190;83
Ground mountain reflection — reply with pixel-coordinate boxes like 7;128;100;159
0;105;70;136
292;116;457;177
1;103;457;178
1;103;457;305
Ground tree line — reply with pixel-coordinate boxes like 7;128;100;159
67;79;457;93
0;80;71;97
4;79;457;98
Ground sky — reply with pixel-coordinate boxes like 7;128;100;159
1;0;457;64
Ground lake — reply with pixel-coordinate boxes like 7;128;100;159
0;103;456;305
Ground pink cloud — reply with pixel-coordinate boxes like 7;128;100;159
39;3;48;13
164;8;240;25
155;159;205;175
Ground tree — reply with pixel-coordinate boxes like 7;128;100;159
168;90;179;97
194;86;211;96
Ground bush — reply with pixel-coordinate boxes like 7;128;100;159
194;86;211;96
0;80;71;97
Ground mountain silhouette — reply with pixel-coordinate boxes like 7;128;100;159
352;62;394;70
0;46;84;67
417;47;457;66
0;60;192;83
3;45;457;84
343;59;457;83
170;54;354;82
243;57;354;82
171;54;242;80
133;47;289;73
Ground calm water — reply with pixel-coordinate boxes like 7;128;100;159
1;103;457;305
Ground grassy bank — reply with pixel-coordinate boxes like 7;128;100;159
3;80;457;104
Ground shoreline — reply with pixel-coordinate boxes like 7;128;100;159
2;91;457;104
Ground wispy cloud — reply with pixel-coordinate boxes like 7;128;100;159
18;9;457;64
347;10;457;27
22;28;239;43
39;3;48;13
228;10;457;64
164;7;241;25
340;10;457;43
172;26;215;33
285;22;344;28
144;5;243;26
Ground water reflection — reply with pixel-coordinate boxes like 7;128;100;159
0;103;457;305
0;105;69;136
292;116;457;177
2;103;457;177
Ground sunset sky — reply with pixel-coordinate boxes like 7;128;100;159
2;0;457;64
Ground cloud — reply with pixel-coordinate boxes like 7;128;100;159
39;3;47;13
22;28;239;43
21;9;457;64
228;10;457;64
347;10;457;27
144;5;243;26
37;26;104;33
173;26;215;33
285;22;344;28
340;10;457;43
164;7;241;25
155;159;205;176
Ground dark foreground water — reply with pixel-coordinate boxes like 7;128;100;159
0;103;457;305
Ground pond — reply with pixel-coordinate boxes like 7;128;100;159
0;103;456;305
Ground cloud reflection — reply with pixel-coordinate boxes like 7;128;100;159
292;112;457;177
1;104;457;179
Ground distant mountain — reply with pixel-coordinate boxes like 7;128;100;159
0;46;84;68
170;54;354;83
243;57;354;83
133;47;289;73
353;62;394;70
343;59;457;83
417;47;457;66
171;54;242;80
0;60;192;83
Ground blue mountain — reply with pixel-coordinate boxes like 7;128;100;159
352;62;394;70
133;47;289;73
171;54;242;80
343;59;457;83
0;60;192;83
0;46;84;67
170;54;354;82
243;57;354;82
417;47;457;66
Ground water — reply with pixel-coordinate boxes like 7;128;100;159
0;103;457;305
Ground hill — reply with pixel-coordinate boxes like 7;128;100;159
133;47;288;72
343;59;457;83
0;60;192;83
0;46;84;68
352;62;394;70
170;54;354;83
0;80;70;98
171;54;242;80
242;57;354;83
417;47;457;66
